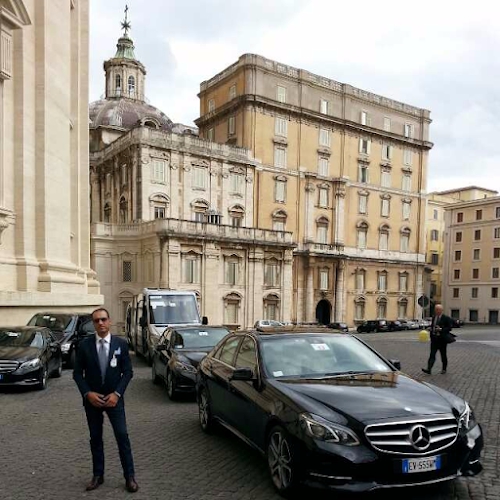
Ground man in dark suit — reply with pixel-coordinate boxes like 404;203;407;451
73;308;138;493
422;304;454;375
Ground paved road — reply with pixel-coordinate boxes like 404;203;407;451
0;326;499;500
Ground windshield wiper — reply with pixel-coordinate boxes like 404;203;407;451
322;370;378;378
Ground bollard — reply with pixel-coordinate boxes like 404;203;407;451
418;329;430;342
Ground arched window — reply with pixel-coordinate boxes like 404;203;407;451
272;209;287;232
128;75;136;96
192;199;210;222
355;268;366;291
316;216;329;244
379;224;390;251
398;298;408;319
103;203;111;223
224;293;242;326
377;270;388;291
119;196;128;224
228;205;245;227
264;294;280;321
354;296;366;320
225;254;240;286
400;227;411;253
150;193;169;219
115;74;122;95
356;221;369;249
377;297;387;319
265;258;281;287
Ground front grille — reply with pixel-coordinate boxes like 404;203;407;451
0;360;20;373
365;415;458;456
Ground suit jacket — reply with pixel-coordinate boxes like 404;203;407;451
73;335;133;403
430;313;453;342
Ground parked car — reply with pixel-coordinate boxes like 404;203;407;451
356;320;389;333
254;320;284;328
407;319;423;330
328;322;349;333
152;325;230;399
452;319;464;328
387;320;404;332
27;312;94;368
0;327;62;390
197;328;483;496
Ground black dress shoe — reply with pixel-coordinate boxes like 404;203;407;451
441;370;447;374
125;477;139;493
421;368;431;374
86;476;104;491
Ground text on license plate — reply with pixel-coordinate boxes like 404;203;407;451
402;455;441;473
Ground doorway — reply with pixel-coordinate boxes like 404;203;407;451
489;310;498;324
316;300;332;325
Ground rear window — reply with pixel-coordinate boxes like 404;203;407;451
28;314;73;332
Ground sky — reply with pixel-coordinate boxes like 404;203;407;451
89;0;500;193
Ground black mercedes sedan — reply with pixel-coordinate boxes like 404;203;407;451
0;327;62;390
196;329;483;496
151;325;230;400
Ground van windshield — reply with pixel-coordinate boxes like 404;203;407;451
149;295;200;325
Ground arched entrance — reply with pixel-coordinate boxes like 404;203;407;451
316;300;332;325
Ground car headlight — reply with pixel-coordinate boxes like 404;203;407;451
61;342;71;353
16;358;41;373
174;361;197;374
300;413;360;446
459;402;478;431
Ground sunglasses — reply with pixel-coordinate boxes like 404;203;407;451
93;317;109;323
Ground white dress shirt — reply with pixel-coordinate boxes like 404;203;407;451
95;332;111;358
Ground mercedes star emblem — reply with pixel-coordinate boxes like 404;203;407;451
409;424;431;451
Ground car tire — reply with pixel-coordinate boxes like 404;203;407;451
166;370;177;400
52;359;63;378
267;426;301;497
198;387;215;433
37;364;49;391
151;362;160;385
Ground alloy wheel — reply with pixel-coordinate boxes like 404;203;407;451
54;360;62;378
268;429;294;493
166;371;176;400
38;365;48;390
198;389;213;433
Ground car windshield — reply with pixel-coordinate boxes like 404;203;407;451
173;328;229;350
261;335;391;379
27;313;72;331
148;295;200;325
0;330;44;348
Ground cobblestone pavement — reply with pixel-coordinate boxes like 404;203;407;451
0;327;499;500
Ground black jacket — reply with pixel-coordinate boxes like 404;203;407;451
430;314;453;342
73;335;133;402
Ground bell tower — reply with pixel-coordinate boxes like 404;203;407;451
103;5;146;101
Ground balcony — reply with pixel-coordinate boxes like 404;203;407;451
92;219;295;247
299;242;345;255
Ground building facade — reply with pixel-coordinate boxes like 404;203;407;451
442;195;500;324
0;0;102;325
90;28;294;330
196;54;433;324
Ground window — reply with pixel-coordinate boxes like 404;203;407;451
320;99;329;114
472;268;479;279
318;157;329;176
265;260;280;287
454;269;461;280
377;299;387;319
452;288;460;298
473;249;480;260
318;188;328;208
128;76;135;96
469;310;478;322
496;207;500;219
316;218;328;244
474;229;481;241
454;250;462;261
228;116;236;135
229;85;237;100
217;336;239;364
234;337;257;371
430;282;437;297
154;207;165;219
122;261;132;282
272;210;287;232
115;74;122;93
383;117;391;132
264;295;280;321
451;309;460;319
360;111;368;125
274;146;287;167
378;271;387;291
430;230;439;241
404;123;413;138
359;138;371;155
431;253;439;265
183;255;200;284
119;197;128;224
382;144;393;161
229;205;244;227
400;228;410;252
103;203;111;223
359;194;368;214
381;198;390;217
207;128;214;141
379;225;389;250
457;212;463;223
357;223;368;249
358;164;369;183
493;267;499;279
398;299;408;319
225;258;239;286
381;169;391;188
494;248;500;259
275;179;286;203
193;167;207;189
433;209;438;220
208;99;215;112
355;298;365;320
319;269;329;290
192;199;209;222
152;160;165;182
455;231;463;243
402;201;411;220
319;128;330;147
476;209;482;221
229;172;245;194
394;273;406;293
224;294;241;325
492;288;499;299
403;149;412;165
276;86;286;103
355;269;365;291
402;174;412;191
275;117;287;137
471;287;478;298
495;227;500;239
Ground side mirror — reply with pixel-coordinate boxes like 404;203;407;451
139;316;147;328
202;316;208;325
389;359;401;370
230;367;254;381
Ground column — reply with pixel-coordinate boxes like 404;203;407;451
335;260;346;322
281;249;293;323
334;182;346;247
305;259;315;322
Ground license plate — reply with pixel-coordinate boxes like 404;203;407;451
402;455;441;473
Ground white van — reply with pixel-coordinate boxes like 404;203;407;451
125;289;207;364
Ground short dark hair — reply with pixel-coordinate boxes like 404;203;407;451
92;307;110;320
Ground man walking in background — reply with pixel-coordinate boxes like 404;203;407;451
422;304;454;375
73;308;139;493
